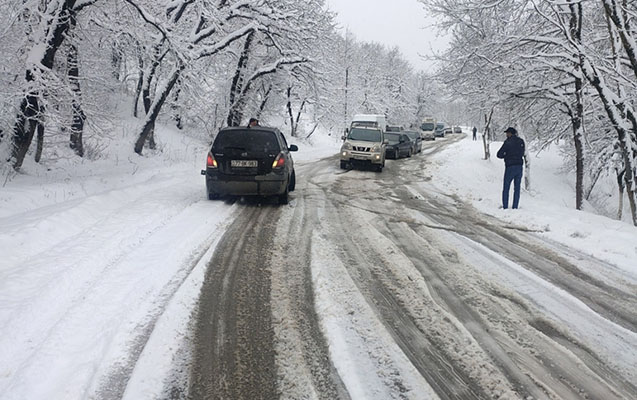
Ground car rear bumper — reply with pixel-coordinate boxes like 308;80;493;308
204;170;287;196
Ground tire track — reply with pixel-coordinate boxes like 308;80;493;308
189;206;279;400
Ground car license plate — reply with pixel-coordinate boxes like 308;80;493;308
231;160;257;167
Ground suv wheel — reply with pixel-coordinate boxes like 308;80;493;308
340;161;348;169
395;149;399;159
376;164;383;173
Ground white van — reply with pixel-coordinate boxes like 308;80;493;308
350;114;387;133
420;117;436;141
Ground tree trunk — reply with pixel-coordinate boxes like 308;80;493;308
68;13;85;157
569;4;584;210
135;67;182;154
227;32;254;127
34;121;44;163
482;108;494;160
133;51;144;118
617;168;625;220
286;86;295;135
256;85;271;118
10;0;77;170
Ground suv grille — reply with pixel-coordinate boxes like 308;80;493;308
353;146;371;152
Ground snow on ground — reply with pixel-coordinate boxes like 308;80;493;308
2;122;636;399
428;132;637;279
0;121;339;400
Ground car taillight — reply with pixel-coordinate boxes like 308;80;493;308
207;153;217;168
272;152;285;169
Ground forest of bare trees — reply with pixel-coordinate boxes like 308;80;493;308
0;0;429;171
420;0;637;225
1;0;636;224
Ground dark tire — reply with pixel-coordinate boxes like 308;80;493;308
408;149;412;158
208;192;220;200
376;164;383;173
278;186;289;205
340;161;348;169
395;149;399;159
289;170;296;192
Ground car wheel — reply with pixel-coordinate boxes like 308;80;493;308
289;170;296;192
340;161;348;169
395;149;399;159
278;187;289;205
408;149;412;158
208;191;220;200
376;164;383;172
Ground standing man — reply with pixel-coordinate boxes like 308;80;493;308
472;126;477;141
497;127;525;209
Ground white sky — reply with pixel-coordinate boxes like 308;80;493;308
325;0;449;72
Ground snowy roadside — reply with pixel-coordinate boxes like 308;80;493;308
0;123;339;399
427;132;637;279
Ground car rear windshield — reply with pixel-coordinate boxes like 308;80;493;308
384;132;401;143
348;128;382;142
404;131;419;139
213;129;280;152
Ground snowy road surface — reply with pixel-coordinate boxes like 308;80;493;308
2;135;636;399
187;137;637;399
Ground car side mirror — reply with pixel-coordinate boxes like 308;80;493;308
288;144;298;152
200;170;206;175
383;139;389;145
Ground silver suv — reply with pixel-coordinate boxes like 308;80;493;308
340;127;386;172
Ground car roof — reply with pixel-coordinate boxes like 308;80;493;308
218;126;281;134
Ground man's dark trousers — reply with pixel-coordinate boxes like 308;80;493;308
503;165;523;209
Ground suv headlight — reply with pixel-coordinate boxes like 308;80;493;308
342;142;353;150
371;145;381;152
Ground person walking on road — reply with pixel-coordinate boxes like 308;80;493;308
472;126;477;141
497;127;525;209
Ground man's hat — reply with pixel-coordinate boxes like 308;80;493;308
504;127;517;135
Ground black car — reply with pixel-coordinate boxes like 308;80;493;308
403;130;422;153
434;123;446;137
384;132;413;159
201;126;298;204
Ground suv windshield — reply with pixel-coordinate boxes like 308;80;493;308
348;128;382;142
421;122;434;131
213;129;280;153
384;132;401;143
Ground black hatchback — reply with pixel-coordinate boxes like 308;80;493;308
201;127;298;204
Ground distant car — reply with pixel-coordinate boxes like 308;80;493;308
384;132;413;159
201;126;297;204
443;127;452;135
453;126;463;134
434;123;446;137
403;130;422;153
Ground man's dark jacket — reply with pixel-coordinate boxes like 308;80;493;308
497;135;525;167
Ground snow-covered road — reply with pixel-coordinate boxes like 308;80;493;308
2;133;636;399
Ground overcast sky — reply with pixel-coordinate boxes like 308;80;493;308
325;0;448;73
